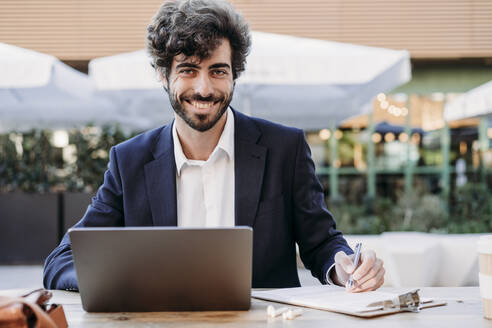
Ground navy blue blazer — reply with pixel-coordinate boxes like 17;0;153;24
43;109;353;290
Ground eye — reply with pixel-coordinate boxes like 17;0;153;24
179;69;195;75
212;69;228;77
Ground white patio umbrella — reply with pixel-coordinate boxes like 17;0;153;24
89;49;175;129
443;80;492;122
0;43;144;133
89;31;411;130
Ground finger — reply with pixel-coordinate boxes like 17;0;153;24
352;250;376;281
374;275;385;290
350;264;384;293
357;270;385;292
335;251;356;274
355;267;385;292
356;259;383;286
346;278;363;293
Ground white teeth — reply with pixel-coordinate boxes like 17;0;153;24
191;101;213;109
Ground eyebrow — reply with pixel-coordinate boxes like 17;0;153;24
175;63;200;70
175;62;231;70
209;63;231;70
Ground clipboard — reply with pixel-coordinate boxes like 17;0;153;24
252;286;447;318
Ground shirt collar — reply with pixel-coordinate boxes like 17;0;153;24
172;123;188;176
173;107;235;176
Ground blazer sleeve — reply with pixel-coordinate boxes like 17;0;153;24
292;130;353;284
43;146;125;290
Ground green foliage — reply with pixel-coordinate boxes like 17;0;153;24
330;192;449;234
0;130;62;193
337;131;357;166
330;198;395;234
0;125;135;193
391;193;447;232
0;134;18;191
447;183;492;233
330;182;492;234
67;125;131;192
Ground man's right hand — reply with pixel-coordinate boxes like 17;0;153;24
333;250;385;293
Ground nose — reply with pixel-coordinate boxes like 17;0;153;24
193;73;213;97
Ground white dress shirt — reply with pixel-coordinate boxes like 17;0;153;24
173;108;235;228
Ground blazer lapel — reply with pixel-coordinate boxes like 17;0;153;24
234;110;267;228
144;123;178;226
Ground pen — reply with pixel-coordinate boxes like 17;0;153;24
348;242;362;288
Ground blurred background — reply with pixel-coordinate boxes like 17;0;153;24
1;0;492;288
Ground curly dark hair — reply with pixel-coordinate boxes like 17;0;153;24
146;0;251;80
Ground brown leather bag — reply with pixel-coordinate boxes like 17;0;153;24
0;289;67;328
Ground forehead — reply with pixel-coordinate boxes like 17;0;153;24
172;39;232;68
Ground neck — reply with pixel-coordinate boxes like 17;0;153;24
175;112;228;161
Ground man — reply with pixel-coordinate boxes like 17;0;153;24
44;0;384;292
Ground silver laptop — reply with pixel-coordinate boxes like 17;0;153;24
69;226;253;312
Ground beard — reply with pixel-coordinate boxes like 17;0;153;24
167;85;234;132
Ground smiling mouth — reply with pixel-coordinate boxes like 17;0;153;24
185;100;220;110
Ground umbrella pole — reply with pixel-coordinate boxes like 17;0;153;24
479;117;489;183
440;123;450;212
367;111;376;200
404;100;413;196
329;122;340;201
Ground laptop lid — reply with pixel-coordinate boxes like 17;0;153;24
69;226;253;312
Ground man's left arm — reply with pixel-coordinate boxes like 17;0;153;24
292;130;384;291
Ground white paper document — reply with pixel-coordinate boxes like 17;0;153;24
252;286;445;317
